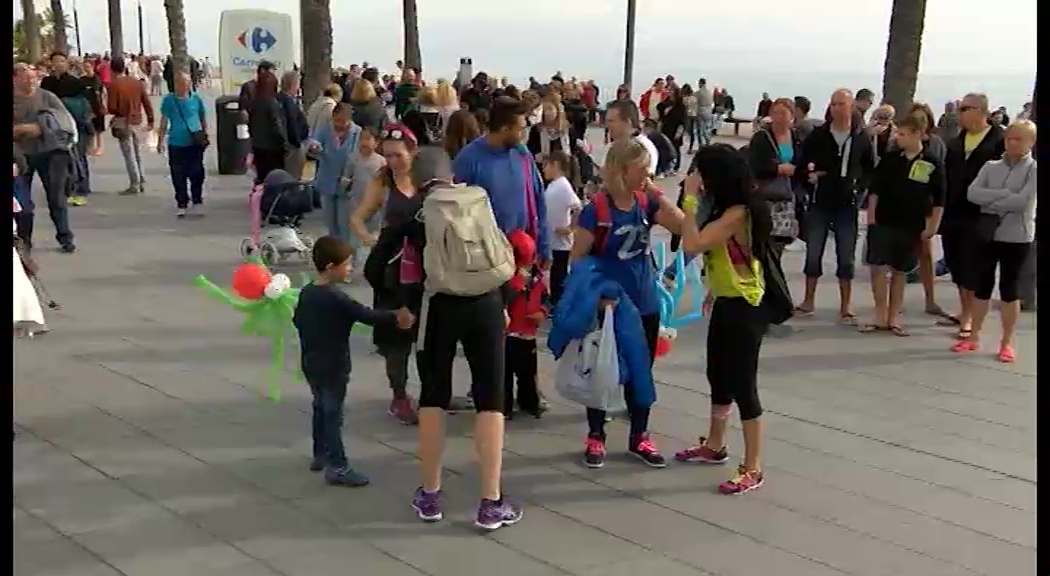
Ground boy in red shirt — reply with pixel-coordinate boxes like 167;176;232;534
504;229;548;419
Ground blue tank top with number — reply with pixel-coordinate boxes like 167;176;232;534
578;196;661;315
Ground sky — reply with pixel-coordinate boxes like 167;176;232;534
16;0;1037;109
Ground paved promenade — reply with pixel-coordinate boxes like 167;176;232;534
13;111;1036;575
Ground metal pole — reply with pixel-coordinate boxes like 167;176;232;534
137;1;144;55
73;0;82;56
623;0;636;93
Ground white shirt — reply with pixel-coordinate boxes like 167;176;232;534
634;133;660;176
544;176;582;252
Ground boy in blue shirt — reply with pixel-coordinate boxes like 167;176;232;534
293;236;415;486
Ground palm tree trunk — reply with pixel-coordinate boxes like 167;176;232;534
21;0;42;63
50;0;68;54
300;0;333;109
163;0;189;74
107;0;124;56
879;0;927;120
402;0;421;72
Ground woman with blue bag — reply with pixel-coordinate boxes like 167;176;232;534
553;138;700;470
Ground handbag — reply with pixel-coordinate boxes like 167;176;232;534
769;199;799;240
758;240;793;325
756;130;795;201
110;116;129;140
174;96;210;148
554;307;624;411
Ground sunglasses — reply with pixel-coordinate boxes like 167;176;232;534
380;126;417;145
959;105;978;113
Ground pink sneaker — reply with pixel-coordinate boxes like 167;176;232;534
388;397;419;425
951;339;980;354
719;465;764;495
674;438;729;464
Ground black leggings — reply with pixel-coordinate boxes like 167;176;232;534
417;290;506;412
975;241;1031;302
586;313;661;439
252;147;285;184
707;297;766;421
550;250;571;307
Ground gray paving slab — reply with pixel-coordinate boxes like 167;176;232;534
13;97;1036;576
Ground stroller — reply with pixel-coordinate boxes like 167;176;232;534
239;169;316;265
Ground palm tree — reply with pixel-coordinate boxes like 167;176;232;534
402;0;421;73
300;0;333;109
880;0;928;119
15;8;71;61
50;0;68;54
20;0;41;62
108;0;124;56
163;0;189;73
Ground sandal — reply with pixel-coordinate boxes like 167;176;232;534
935;315;961;327
839;312;858;326
858;324;889;334
888;325;910;337
792;306;815;317
997;345;1016;363
925;305;948;317
956;327;973;340
951;339;979;353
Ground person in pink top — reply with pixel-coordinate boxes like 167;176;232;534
98;58;112;87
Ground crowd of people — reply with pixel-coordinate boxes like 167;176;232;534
12;52;1037;531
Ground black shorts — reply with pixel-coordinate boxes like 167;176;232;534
865;225;919;274
941;219;979;290
91;115;105;133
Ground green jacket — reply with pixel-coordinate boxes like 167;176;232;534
393;83;420;119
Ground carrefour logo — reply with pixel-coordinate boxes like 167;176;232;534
236;27;277;54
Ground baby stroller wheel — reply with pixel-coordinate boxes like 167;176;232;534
239;238;256;259
259;242;279;267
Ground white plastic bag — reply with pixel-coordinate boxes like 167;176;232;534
555;307;623;411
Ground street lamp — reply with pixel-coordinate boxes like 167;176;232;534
623;0;637;93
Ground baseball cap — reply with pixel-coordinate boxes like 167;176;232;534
257;60;275;73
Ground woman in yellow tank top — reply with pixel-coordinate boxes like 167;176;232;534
673;144;773;496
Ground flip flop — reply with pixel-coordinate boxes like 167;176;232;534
925;305;948;317
888;325;910;337
839;312;858;326
858;324;889;334
935;315;961;327
792;306;815;317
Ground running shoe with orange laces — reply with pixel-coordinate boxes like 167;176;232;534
674;438;729;464
718;464;764;495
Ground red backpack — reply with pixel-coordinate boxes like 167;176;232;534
590;189;662;255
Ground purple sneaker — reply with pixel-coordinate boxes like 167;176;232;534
411;487;443;522
475;496;523;531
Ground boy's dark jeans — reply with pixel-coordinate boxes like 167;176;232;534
168;144;206;208
22;151;75;247
73;138;92;197
307;374;348;470
504;336;539;415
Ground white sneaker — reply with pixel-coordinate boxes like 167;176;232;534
176;207;187;219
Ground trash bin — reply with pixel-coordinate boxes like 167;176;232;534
215;95;250;175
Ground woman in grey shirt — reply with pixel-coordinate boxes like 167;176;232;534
957;120;1037;363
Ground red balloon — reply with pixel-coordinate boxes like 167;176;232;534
232;263;272;300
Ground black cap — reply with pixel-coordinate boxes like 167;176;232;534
257;60;275;73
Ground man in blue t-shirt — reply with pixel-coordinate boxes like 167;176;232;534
451;96;551;267
157;72;208;218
